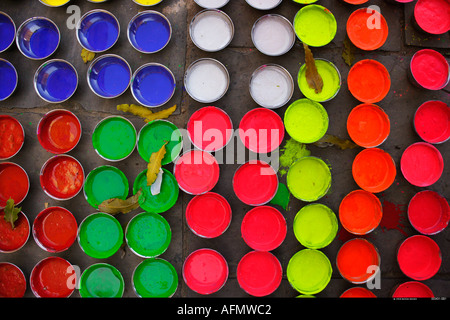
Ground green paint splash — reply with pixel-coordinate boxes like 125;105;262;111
279;138;311;176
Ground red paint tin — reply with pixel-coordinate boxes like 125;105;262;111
414;100;450;144
413;0;450;35
0;162;30;208
408;190;449;235
0;210;29;253
0;262;26;297
392;281;434;298
0;115;25;160
409;49;450;90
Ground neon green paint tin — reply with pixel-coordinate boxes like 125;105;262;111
298;59;341;102
79;263;125;298
293;5;337;47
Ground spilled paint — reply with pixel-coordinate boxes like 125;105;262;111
279;138;311;176
379;200;408;236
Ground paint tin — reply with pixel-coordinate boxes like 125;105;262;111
249;64;294;109
78;212;124;259
293;203;338;249
186;192;232;239
37;109;82;154
293;5;337;47
0;210;29;253
76;9;120;53
183;248;228;295
237;251;282;297
392;281;434;298
352;148;396;193
409;49;450;91
79;263;124;298
132;0;164;6
298;59;341;102
232;160;278;206
132;258;178;297
0;162;30;208
173;150;220;195
190;9;234;52
342;0;368;4
287;249;332;295
346;8;388;51
131;63;176;108
16;17;60;60
0;12;16;53
33;206;78;253
348;59;391;104
125;212;171;258
128;11;172;54
400;142;444;187
241;206;286;251
0;115;24;160
194;0;230;9
0;59;18;101
34;59;78;103
413;0;450;35
251;14;295;56
284;99;329;144
83;165;129;209
137;120;183;165
287;156;331;202
0;263;26;297
92;116;137;161
337;238;380;284
39;0;71;6
133;168;179;214
292;0;319;3
30;256;76;298
346;103;390;148
40;155;84;201
414;101;450;144
397;235;441;281
184;58;230;103
187;106;233;152
246;0;282;10
239;108;285;154
340;287;376;298
408;190;450;235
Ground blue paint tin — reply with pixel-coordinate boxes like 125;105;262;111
0;59;18;101
34;59;78;103
0;12;16;53
16;17;60;60
128;10;172;54
87;54;132;98
76;9;120;53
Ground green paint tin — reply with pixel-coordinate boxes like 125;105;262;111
79;263;125;298
293;5;337;47
132;258;178;297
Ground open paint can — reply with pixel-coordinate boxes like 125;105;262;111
414;100;450;144
0;59;18;101
293;5;337;47
0;263;26;297
194;0;230;9
0;115;24;160
408;190;449;235
0;12;16;53
79;263;124;298
409;49;450;91
413;0;450;35
340;287;376;298
392;281;434;298
0;210;29;253
245;0;282;10
0;162;30;208
39;0;71;6
251;14;295;56
346;8;388;51
132;258;178;297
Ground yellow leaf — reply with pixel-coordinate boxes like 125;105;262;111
98;190;142;215
81;48;95;64
147;142;168;186
117;104;177;122
144;105;177;122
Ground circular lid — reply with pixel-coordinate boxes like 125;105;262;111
241;206;286;251
237;251;282;297
183;248;228;295
0;211;29;253
239;108;285;153
414;0;450;35
186;192;232;238
400;142;444;187
340;287;376;298
293;5;337;47
133;258;178;297
251;14;295;56
298;59;341;102
79;263;124;298
233;160;278;206
392;281;434;298
0;262;26;297
0;162;30;208
352;148;396;193
0;115;24;160
346;8;388;51
348;59;391;103
414;100;450;144
410;49;449;90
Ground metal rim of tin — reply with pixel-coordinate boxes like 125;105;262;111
193;0;230;9
132;0;164;6
245;0;282;10
76;9;120;53
413;100;450;144
184;58;230;104
127;10;172;54
0;58;18;101
409;50;450;91
34;59;79;104
0;12;16;53
189;9;234;53
0;211;30;253
39;154;85;201
38;0;71;7
249;63;294;109
132;258;178;298
251;14;296;56
0;162;30;209
79;263;125;298
0;115;24;160
87;0;109;2
131;62;176;108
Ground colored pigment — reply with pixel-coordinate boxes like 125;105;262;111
0;13;15;52
298;59;341;102
17;18;59;59
346;103;390;148
414;101;450;144
233;161;278;206
77;10;119;52
286;249;332;295
346;8;388;51
293;203;338;249
293;5;337;47
352;148;396;193
39;0;70;5
286;156;331;202
408;190;449;235
0;59;17;100
174;150;220;195
187;106;233;152
251;14;295;56
133;0;163;5
400;142;443;187
347;59;391;103
195;0;229;8
78;212;124;259
279;138;311;171
129;11;171;53
238;108;285;153
0;163;29;207
269;182;290;210
0;263;26;297
35;60;78;103
0;115;24;159
88;55;131;98
133;168;179;214
92;116;136;161
79;263;124;298
241;206;286;251
340;287;376;298
126;212;171;258
392;281;434;298
410;49;449;90
30;257;75;298
186;192;232;238
190;10;233;52
37;110;81;154
183;248;228;295
397;235;441;280
237;251;282;297
246;0;281;9
133;258;178;297
414;0;450;34
284;99;328;144
336;238;380;284
339;189;383;235
0;211;29;252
